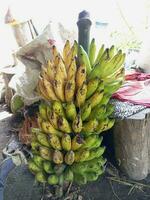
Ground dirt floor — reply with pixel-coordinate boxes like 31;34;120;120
0;105;150;200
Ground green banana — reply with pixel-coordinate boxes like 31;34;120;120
52;101;65;117
43;161;54;174
35;171;47;183
82;119;98;133
72;114;82;133
54;164;66;175
78;45;91;75
48;175;59;185
104;80;123;94
96;118;115;133
74;173;87;185
36;132;50;148
28;160;41;174
80;135;102;150
33;155;44;168
105;104;115;117
49;135;62;150
86;77;100;99
86;89;104;108
39;102;48;120
100;94;111;105
65;102;77;121
108;45;115;59
86;146;106;161
94;44;105;66
88;105;106;120
81;103;91;121
75;149;90;162
64;169;74;182
89;38;96;67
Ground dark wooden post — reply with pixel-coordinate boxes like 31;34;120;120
77;10;92;54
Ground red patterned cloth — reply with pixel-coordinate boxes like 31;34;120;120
113;71;150;107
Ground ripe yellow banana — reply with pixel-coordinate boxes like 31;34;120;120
67;58;77;80
86;77;100;99
61;134;71;151
64;150;75;165
51;45;58;61
56;56;67;80
63;40;71;63
53;73;65;102
65;77;76;102
65;102;77;121
72;114;82;133
75;64;86;89
53;150;63;164
71;134;84;151
76;82;87;107
81;103;92;121
37;78;51;100
49;135;62;150
46;60;55;81
43;78;59;101
49;111;58;129
57;116;72;133
41;121;62;137
65;40;78;70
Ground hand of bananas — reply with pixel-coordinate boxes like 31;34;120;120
29;39;125;186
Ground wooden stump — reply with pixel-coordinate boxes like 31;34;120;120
113;109;150;180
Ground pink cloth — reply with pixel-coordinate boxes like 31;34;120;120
113;71;150;107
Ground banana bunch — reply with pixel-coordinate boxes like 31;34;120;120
29;39;125;186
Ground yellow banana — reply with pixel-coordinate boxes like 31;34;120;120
63;40;71;63
41;121;62;137
75;149;90;162
39;146;53;161
46;60;55;81
65;150;75;165
37;78;50;100
71;134;84;151
81;103;92;121
75;64;86;89
56;56;67;80
52;101;65;117
49;111;58;129
82;119;98;133
61;134;71;151
65;102;77;121
96;118;115;133
57;116;72;133
43;78;59;101
65;40;78;70
76;82;87;107
49;135;62;150
72;114;82;133
67;58;77;79
53;73;65;102
51;45;58;60
86;77;100;99
65;77;76;102
53;150;63;164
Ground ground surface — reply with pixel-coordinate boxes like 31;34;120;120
0;105;150;200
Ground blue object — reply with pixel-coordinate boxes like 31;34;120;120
0;158;15;200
